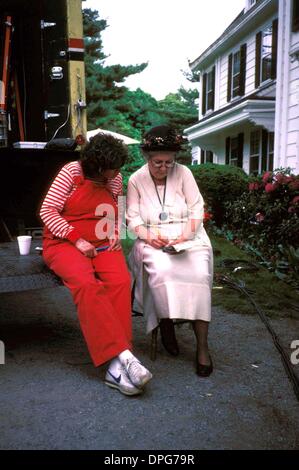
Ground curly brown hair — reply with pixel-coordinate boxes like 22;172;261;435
80;133;128;178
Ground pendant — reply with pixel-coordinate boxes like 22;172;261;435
159;211;168;221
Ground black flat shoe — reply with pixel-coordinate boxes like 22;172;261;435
159;319;179;356
196;354;213;377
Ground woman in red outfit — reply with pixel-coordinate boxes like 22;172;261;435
40;133;152;396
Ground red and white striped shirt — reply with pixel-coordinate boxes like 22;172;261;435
40;161;123;242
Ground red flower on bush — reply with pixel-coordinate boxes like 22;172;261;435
265;182;277;193
262;171;272;183
274;173;285;184
249;182;259;191
204;212;213;221
291;195;299;205
284;175;295;184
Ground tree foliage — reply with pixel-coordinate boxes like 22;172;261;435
83;8;198;163
83;8;148;131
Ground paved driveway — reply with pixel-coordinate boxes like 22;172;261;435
0;287;298;450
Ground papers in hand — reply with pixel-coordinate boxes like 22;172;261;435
170;240;195;252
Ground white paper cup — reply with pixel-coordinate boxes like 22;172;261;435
17;236;32;255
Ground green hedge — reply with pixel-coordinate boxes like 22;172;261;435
189;163;249;226
223;169;299;284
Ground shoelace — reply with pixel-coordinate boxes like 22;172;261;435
125;358;144;381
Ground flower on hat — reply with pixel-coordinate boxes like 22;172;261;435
141;125;186;151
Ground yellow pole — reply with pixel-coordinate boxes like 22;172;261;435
65;0;87;141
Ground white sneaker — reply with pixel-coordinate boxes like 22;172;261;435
123;357;153;389
105;360;142;396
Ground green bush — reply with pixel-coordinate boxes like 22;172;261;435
224;168;299;284
189;163;249;226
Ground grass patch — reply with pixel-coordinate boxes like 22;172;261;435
211;234;299;319
121;232;299;319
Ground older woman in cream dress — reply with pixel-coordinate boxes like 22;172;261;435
126;125;213;377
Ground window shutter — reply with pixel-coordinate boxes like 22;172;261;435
211;66;216;111
271;19;278;79
237;133;244;168
293;0;299;32
239;43;247;96
202;73;207;115
255;32;262;88
200;149;205;164
225;137;231;165
261;129;268;172
227;54;233;102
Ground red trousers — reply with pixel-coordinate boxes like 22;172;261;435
43;239;132;367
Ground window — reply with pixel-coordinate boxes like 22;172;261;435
261;26;273;82
249;130;274;175
249;130;260;175
202;67;215;115
255;20;278;87
230;137;239;166
225;134;244;168
200;149;214;164
232;51;241;98
206;71;214;111
227;44;247;102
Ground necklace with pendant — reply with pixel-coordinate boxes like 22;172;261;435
152;177;168;221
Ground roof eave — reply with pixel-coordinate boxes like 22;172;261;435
190;0;277;71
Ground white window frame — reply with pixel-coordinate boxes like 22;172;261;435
229;136;239;167
261;24;273;84
231;49;241;99
205;68;214;113
201;149;214;164
249;130;261;175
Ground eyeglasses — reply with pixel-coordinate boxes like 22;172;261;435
150;159;175;168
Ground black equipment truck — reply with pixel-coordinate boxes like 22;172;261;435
0;0;86;241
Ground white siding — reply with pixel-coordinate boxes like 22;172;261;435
191;146;201;164
244;35;257;95
189;0;299;175
201;13;278;113
286;26;299;171
219;56;228;108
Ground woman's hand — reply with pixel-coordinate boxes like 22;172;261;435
166;236;186;246
108;238;122;251
134;225;168;249
75;238;97;258
146;232;169;249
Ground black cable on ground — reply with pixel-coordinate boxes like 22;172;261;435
217;274;299;402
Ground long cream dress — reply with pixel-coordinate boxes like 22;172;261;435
126;163;213;333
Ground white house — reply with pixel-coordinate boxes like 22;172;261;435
185;0;299;175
